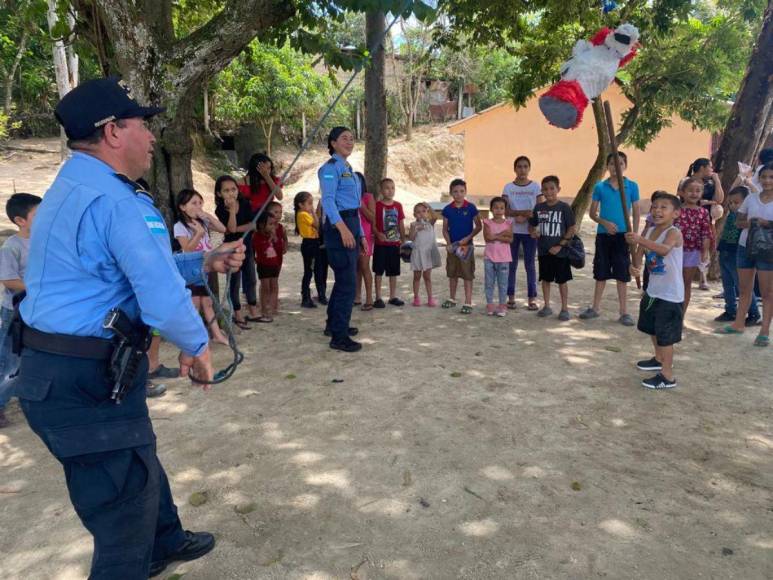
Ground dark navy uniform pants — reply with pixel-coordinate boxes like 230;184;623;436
324;212;361;341
15;348;186;579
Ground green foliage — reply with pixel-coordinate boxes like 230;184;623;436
172;0;224;36
432;41;522;110
439;0;759;150
289;1;437;71
622;14;751;149
214;41;344;146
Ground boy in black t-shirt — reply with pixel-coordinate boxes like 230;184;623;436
529;175;576;321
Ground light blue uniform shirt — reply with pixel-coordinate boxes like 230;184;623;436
318;153;363;235
21;152;209;356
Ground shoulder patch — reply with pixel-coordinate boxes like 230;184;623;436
144;215;167;235
326;158;337;165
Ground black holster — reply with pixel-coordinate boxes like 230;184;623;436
104;309;151;404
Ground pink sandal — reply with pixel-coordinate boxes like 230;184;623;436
412;296;422;307
426;297;438;307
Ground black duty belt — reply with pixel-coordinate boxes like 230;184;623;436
339;209;359;217
21;325;115;360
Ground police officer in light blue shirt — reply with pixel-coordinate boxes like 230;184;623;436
318;126;368;352
15;77;245;579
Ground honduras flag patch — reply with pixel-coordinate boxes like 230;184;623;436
144;215;167;234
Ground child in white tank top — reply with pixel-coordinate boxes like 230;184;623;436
626;192;684;390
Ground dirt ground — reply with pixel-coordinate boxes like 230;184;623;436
0;136;772;580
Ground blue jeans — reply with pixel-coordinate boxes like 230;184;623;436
507;233;537;299
484;259;510;305
0;306;17;409
720;247;760;318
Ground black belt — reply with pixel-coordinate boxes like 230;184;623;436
339;209;359;217
21;325;115;360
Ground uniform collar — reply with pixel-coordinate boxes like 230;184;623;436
70;151;119;175
332;153;350;166
69;151;149;199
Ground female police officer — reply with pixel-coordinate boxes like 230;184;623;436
319;126;368;352
14;78;245;579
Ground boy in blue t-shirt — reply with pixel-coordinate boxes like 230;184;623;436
0;193;41;428
580;152;640;326
442;178;482;314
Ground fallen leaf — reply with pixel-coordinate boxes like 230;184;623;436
571;481;582;491
189;491;208;507
402;470;412;487
450;372;462;378
604;346;622;353
234;502;257;514
285;373;296;380
261;549;284;566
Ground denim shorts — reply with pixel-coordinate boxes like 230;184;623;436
737;246;773;271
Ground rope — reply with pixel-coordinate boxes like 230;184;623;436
190;9;406;385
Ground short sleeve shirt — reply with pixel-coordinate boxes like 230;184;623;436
253;223;286;267
483;218;513;262
702;178;716;202
442;201;479;243
0;234;29;309
530;201;576;255
240;177;280;214
173;220;212;252
738;192;773;246
296;211;318;239
215;197;253;243
375;200;405;246
674;207;712;252
719;211;741;247
502;181;542;234
592;178;640;234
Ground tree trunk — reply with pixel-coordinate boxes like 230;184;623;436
75;0;296;223
457;78;464;120
405;77;414;141
48;1;78;159
364;10;387;194
203;86;210;133
571;99;610;226
3;29;29;114
712;0;773;193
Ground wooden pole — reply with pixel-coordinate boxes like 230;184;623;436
602;100;641;289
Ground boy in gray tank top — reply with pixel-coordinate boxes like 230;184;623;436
626;193;684;390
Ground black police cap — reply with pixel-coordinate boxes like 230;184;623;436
54;77;166;140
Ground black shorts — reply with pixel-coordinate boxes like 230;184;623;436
593;233;631;282
637;294;683;347
538;253;573;284
187;285;208;297
373;244;401;276
257;263;281;279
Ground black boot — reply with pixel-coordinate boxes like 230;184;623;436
301;290;316;308
317;294;329;305
149;531;216;577
301;286;317;308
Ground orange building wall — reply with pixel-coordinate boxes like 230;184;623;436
449;85;712;201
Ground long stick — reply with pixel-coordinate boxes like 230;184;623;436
602;100;641;289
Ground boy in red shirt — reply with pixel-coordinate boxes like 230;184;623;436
373;178;406;307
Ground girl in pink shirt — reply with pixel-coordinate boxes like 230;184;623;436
483;197;515;316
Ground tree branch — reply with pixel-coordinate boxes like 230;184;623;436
172;0;296;99
616;102;639;145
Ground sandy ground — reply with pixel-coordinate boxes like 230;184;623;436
1;135;772;580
